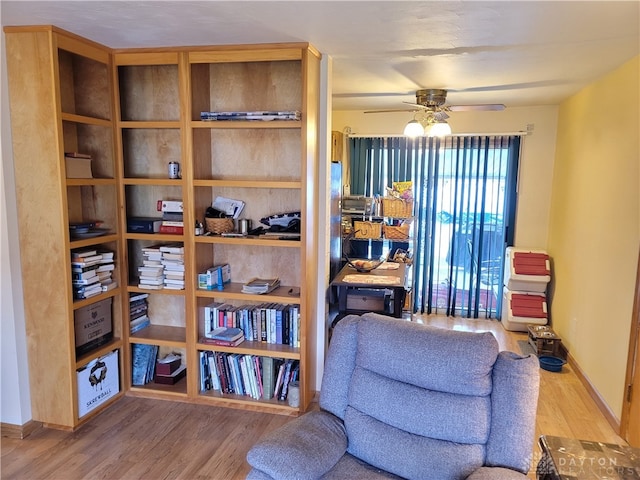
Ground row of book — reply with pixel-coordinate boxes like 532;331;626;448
203;302;300;347
137;243;185;290
200;351;299;401
71;248;117;300
131;343;159;386
129;292;150;333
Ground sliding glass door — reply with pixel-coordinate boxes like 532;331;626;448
349;135;521;319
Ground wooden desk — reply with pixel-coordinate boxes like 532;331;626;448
331;263;408;318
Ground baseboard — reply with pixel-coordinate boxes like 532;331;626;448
1;420;42;439
562;344;621;435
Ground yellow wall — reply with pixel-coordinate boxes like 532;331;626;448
548;55;639;421
333;106;559;249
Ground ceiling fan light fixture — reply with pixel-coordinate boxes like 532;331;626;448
403;119;425;137
427;121;452;137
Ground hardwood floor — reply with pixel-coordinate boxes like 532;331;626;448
1;315;626;479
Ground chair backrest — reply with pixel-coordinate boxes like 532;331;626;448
319;313;539;480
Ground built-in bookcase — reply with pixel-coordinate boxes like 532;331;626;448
5;24;321;426
115;45;320;412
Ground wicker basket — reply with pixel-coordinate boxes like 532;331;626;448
205;217;234;235
353;221;382;239
383;223;410;240
382;197;413;218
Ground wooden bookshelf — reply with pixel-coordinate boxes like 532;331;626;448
5;25;320;425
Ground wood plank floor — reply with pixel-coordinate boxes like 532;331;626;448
1;315;626;480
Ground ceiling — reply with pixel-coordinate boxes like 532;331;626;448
2;1;639;111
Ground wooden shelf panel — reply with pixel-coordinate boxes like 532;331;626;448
195;235;300;248
128;377;188;397
61;112;112;127
193;179;301;189
197;389;299;414
197;340;300;359
119;121;181;129
122;178;185;186
75;339;123;369
66;178;117;186
192;120;300;129
72;289;120;310
129;325;186;346
69;233;119;250
195;282;300;304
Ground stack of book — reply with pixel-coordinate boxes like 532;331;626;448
200;326;245;347
97;250;117;292
160;243;185;290
241;277;280;294
71;249;116;299
158;199;183;235
131;343;159;386
138;245;164;289
129;292;150;333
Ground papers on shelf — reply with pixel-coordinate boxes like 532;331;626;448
200;111;301;121
241;277;281;294
212;196;245;219
342;274;402;285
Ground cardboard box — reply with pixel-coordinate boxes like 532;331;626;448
76;349;120;417
65;155;93;178
198;264;231;290
74;298;113;356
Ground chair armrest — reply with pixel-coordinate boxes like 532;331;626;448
246;410;348;480
466;466;529;480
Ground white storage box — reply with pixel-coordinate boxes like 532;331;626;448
501;288;548;332
503;247;551;293
76;349;120;418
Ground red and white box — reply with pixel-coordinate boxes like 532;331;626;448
503;247;551;293
501;288;548;332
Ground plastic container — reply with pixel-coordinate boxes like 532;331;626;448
501;288;548;332
503;247;551;293
539;356;566;372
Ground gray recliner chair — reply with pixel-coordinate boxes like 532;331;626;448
247;313;540;480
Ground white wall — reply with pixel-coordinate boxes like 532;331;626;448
1;37;32;426
332;106;559;250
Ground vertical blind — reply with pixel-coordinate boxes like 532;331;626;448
349;135;521;318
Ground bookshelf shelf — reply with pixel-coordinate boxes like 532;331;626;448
75;338;123;369
61;112;112;127
130;325;186;346
191;120;301;129
197;341;300;359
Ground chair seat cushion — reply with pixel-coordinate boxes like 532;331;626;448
246;410;347;480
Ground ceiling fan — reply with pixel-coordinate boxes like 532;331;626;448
365;89;505;117
364;89;505;137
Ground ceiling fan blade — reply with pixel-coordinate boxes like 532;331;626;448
448;104;506;111
364;108;420;114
